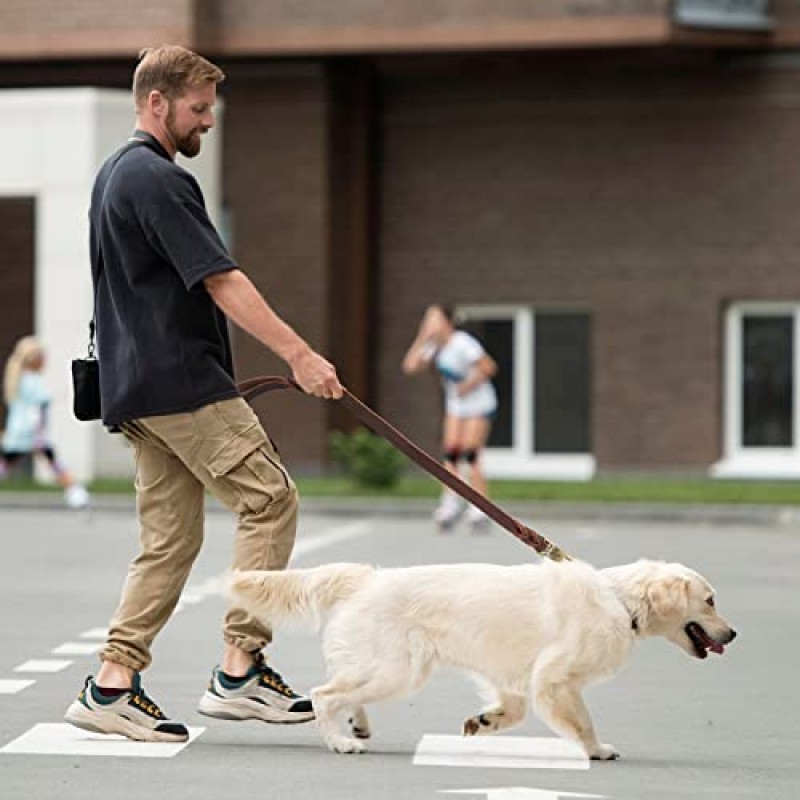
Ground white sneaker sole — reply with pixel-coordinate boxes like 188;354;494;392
434;509;463;529
197;691;315;725
64;701;189;743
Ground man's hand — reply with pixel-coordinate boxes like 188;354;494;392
290;347;343;400
204;269;344;399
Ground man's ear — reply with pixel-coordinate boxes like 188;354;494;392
646;575;689;619
148;89;168;119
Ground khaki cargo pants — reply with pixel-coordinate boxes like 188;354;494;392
100;397;298;671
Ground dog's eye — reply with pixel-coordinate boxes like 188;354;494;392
706;597;715;608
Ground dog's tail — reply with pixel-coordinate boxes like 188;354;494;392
227;563;374;627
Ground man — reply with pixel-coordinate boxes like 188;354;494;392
64;45;343;742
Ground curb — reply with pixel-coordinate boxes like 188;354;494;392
2;491;800;528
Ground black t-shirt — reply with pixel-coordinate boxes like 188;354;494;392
89;131;239;426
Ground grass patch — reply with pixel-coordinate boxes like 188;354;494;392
289;476;800;505
4;474;800;505
0;478;63;493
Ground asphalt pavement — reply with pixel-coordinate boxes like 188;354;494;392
0;498;797;800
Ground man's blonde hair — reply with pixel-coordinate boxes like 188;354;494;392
133;45;224;109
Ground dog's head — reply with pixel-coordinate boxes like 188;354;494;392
609;560;737;659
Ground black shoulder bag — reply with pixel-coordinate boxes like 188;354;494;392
71;322;101;422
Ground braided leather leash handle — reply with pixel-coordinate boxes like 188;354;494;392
237;375;572;563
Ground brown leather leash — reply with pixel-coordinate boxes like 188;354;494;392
237;375;572;563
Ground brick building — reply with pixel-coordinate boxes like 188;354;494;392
2;1;800;479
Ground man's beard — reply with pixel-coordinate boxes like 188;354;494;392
166;107;202;158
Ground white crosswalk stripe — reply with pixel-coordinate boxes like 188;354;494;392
1;724;205;757
414;735;589;770
14;660;72;673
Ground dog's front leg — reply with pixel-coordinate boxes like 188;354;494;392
531;680;618;761
310;685;367;754
348;706;371;740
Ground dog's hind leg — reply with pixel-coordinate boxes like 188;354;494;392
312;667;421;754
312;651;434;754
530;676;618;761
462;692;527;736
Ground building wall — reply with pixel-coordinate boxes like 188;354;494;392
0;199;35;425
0;89;127;481
186;1;800;54
0;88;224;482
3;44;800;475
4;1;800;59
377;53;800;471
222;68;331;469
0;1;197;57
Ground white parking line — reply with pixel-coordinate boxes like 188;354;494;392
414;735;589;770
79;628;108;639
181;521;372;600
292;522;372;561
0;680;35;695
14;660;72;673
51;642;103;656
0;724;204;757
441;788;603;799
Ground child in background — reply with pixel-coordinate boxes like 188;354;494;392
0;336;90;509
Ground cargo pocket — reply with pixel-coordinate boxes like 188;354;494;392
206;424;294;516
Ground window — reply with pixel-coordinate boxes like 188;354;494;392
714;303;800;478
460;307;594;479
673;0;774;33
534;314;591;454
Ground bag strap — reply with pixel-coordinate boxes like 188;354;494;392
86;136;160;358
236;375;572;563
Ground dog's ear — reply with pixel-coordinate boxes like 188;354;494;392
646;574;690;619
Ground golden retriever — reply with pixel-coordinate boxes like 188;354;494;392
228;559;736;758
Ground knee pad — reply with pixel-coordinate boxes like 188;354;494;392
442;447;461;465
462;448;479;465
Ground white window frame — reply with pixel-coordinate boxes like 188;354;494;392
459;305;595;481
712;302;800;479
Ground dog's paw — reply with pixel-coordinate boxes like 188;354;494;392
462;713;496;736
462;717;480;736
327;735;367;754
589;743;620;761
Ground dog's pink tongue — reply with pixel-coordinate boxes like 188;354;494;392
700;629;724;654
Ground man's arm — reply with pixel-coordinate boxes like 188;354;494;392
204;268;342;399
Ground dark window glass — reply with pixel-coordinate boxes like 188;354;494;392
462;318;513;448
534;314;591;453
742;315;793;447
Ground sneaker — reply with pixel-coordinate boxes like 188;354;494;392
433;493;464;528
197;653;314;725
64;674;189;742
464;504;491;530
64;484;90;509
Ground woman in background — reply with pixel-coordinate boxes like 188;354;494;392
0;336;90;508
402;305;498;529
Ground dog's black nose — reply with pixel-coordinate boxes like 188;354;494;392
727;628;737;642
